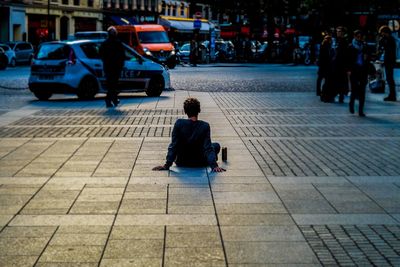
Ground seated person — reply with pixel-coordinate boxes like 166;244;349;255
153;98;226;172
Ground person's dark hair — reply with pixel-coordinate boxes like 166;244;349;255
336;26;345;32
353;30;363;36
183;98;201;117
107;26;118;37
379;25;391;35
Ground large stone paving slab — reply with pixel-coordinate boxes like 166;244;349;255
1;91;400;266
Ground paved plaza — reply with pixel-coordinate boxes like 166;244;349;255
0;89;400;266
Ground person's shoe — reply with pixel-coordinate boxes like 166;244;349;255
384;96;396;102
349;105;355;114
112;99;120;107
359;112;366;117
105;99;113;108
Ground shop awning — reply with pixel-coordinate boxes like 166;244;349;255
111;16;136;25
159;16;211;33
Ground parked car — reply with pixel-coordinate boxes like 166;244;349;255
29;39;170;100
0;47;8;70
177;42;209;64
0;43;17;67
177;43;190;63
215;40;235;62
6;41;34;65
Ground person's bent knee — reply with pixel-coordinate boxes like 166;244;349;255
212;143;221;154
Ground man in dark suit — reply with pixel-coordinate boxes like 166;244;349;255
379;26;397;102
100;26;125;107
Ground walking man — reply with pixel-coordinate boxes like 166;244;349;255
348;30;370;117
317;34;333;98
153;98;226;172
190;36;198;67
332;26;349;103
379;26;397;101
100;26;125;108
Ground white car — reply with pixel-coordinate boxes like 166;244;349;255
29;39;170;100
0;43;17;67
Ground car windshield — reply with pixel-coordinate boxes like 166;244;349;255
180;44;190;51
36;44;70;60
80;43;101;59
137;31;170;44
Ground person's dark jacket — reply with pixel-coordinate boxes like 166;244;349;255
347;40;370;73
318;41;332;75
166;119;217;169
333;37;348;72
100;36;125;75
379;35;397;67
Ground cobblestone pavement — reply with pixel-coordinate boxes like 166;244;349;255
0;74;400;265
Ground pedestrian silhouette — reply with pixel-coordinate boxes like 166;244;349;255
317;34;333;99
378;26;397;102
100;26;125;108
348;30;370;117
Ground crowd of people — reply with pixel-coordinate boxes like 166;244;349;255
316;25;397;117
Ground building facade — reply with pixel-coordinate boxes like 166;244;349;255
102;0;162;28
0;1;28;42
160;0;189;18
0;0;103;45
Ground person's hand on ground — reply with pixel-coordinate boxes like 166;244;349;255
212;167;226;172
152;165;169;171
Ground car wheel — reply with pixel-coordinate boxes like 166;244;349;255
146;75;164;97
10;58;16;67
33;91;52;100
77;76;98;100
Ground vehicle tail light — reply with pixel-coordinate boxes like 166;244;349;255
68;49;76;65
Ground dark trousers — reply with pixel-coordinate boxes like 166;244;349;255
175;142;220;167
385;65;396;98
349;69;367;114
105;73;119;104
333;70;348;102
316;74;324;96
317;70;329;96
